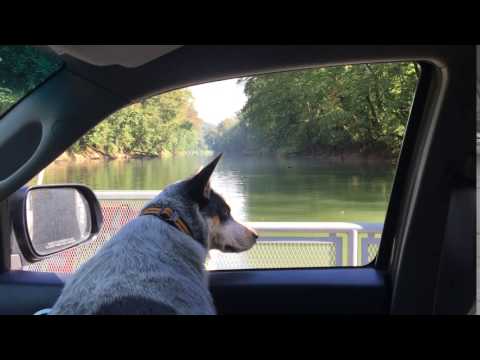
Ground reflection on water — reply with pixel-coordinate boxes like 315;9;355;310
37;155;396;223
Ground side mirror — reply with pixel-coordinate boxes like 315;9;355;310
10;184;103;262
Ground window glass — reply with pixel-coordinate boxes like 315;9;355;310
0;45;63;117
21;62;420;273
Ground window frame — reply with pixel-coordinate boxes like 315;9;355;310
375;61;433;271
13;60;426;274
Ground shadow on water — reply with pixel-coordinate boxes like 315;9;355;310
39;154;396;223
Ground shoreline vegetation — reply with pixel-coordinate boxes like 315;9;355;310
52;147;393;166
203;63;418;164
1;47;418;167
54;148;214;163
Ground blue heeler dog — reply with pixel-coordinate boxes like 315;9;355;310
49;154;258;315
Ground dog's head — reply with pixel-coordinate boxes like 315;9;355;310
179;154;258;252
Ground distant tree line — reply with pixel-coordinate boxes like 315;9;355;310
71;89;208;158
205;63;420;159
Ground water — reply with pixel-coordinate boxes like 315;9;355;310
36;155;396;223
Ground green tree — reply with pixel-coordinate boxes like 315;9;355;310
213;62;418;159
73;89;207;158
0;45;62;114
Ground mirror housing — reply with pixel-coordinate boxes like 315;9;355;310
9;184;103;262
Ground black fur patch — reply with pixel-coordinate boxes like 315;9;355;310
200;189;231;223
96;296;177;315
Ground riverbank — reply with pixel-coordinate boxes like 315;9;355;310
55;147;394;166
234;149;396;165
53;148;213;163
290;151;395;165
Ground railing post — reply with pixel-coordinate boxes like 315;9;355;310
352;229;358;267
329;233;343;266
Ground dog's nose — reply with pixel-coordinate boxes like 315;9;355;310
245;225;258;237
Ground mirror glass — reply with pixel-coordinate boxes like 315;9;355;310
26;188;92;255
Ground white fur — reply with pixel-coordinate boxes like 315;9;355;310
208;218;257;252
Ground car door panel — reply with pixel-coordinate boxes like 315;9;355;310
0;271;66;315
0;268;387;315
210;268;388;314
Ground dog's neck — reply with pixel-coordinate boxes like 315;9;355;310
141;193;209;248
141;206;193;237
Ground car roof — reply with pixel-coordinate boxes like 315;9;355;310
42;45;453;104
48;45;183;68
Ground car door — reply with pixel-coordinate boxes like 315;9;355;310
0;45;475;314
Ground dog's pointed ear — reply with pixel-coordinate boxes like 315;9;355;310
187;153;222;203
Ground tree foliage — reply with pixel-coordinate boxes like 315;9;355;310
209;63;419;159
73;89;207;158
0;45;62;115
204;116;248;153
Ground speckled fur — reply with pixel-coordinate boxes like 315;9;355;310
49;180;216;315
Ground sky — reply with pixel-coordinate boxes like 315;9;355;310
189;79;247;126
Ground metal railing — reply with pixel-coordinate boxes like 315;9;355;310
24;191;383;273
245;222;382;267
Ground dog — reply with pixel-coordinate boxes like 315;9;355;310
49;154;258;315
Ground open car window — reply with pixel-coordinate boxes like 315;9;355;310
20;61;420;273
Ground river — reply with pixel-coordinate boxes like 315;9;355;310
34;155;396;224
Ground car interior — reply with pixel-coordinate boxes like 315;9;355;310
0;45;476;314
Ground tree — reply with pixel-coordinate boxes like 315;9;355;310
212;62;418;159
0;45;62;114
73;88;207;158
